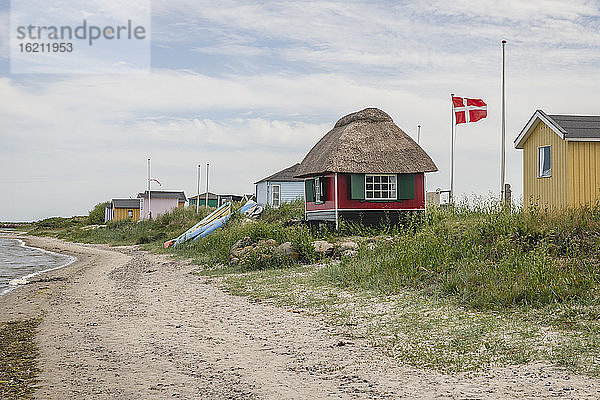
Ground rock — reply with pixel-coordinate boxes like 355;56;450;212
273;242;299;261
336;241;358;253
341;249;358;258
312;240;334;256
229;237;254;265
230;238;279;267
258;239;278;248
231;236;253;252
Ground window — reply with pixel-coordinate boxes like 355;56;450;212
127;210;133;218
272;184;281;208
538;146;551;178
305;177;328;203
365;174;397;200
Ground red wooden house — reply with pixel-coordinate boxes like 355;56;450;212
294;108;438;227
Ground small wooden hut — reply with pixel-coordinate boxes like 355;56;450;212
254;163;305;208
294;107;438;226
515;109;600;208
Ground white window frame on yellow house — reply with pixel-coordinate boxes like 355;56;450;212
537;145;551;178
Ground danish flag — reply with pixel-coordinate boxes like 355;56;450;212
452;96;487;124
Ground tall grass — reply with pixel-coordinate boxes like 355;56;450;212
320;200;600;310
173;213;316;270
260;199;305;223
27;206;214;246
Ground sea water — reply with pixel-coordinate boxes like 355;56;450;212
0;235;75;296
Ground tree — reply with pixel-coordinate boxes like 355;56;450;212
88;202;109;225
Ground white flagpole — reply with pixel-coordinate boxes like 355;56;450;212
501;40;507;204
196;164;201;213
450;94;455;204
147;158;151;220
205;163;210;207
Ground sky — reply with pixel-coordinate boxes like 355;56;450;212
1;0;600;221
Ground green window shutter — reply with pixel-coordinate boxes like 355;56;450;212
305;179;315;202
320;177;329;201
349;174;365;200
397;174;415;200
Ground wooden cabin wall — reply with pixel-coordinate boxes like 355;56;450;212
522;122;568;209
568;141;600;207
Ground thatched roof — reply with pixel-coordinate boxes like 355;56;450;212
294;108;438;178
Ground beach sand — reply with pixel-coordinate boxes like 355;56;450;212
1;236;600;399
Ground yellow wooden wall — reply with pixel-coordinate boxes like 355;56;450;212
113;208;140;221
568;142;600;206
522;122;568;208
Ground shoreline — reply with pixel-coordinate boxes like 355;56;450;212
0;236;77;296
0;236;107;324
2;236;600;399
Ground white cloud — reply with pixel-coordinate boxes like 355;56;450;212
2;0;600;219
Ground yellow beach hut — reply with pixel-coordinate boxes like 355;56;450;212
514;110;600;208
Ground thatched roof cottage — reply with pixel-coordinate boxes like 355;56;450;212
295;107;437;226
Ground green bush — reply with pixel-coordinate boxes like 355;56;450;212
174;217;316;270
88;202;109;225
260;199;305;223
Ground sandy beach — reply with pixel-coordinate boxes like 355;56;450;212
1;236;600;399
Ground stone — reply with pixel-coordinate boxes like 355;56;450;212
229;237;254;265
273;242;299;261
312;240;334;256
258;239;278;247
336;241;358;253
341;249;358;258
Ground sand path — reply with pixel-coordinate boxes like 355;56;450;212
1;237;600;399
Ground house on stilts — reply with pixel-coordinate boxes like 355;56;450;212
294;107;438;227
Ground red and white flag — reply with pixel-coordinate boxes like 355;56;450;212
452;96;487;124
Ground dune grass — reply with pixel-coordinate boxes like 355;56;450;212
321;199;600;310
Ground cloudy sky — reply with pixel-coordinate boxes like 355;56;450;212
1;0;600;221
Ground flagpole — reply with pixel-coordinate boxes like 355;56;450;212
500;40;507;204
450;94;455;204
147;158;151;220
205;163;210;207
196;164;201;213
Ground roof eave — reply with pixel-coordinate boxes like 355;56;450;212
514;110;566;149
294;168;438;178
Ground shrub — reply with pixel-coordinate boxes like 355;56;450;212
88;202;109;225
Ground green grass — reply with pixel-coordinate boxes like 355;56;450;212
195;263;600;376
173;215;316;270
0;319;41;400
22;206;214;248
322;200;600;310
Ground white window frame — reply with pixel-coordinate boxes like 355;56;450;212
127;210;133;218
271;184;281;208
365;174;397;200
314;177;322;203
537;145;551;178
